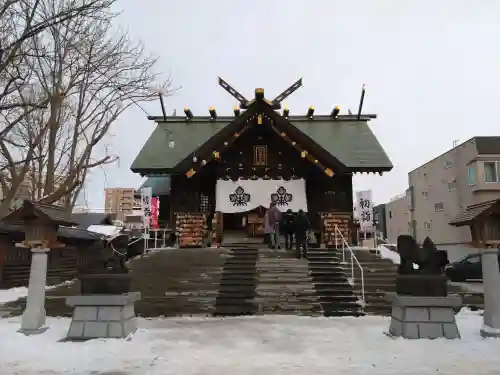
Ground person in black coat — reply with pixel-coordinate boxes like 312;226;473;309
294;209;310;258
281;209;295;250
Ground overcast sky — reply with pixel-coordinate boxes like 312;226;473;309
81;0;500;209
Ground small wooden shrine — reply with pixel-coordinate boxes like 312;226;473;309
131;78;393;247
0;200;104;288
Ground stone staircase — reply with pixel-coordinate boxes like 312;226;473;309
213;247;259;316
16;248;228;317
254;250;320;315
307;248;365;317
5;246;366;318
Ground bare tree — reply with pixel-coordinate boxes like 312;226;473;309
0;0;168;216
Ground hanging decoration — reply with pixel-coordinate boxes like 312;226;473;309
216;179;308;213
267;121;336;178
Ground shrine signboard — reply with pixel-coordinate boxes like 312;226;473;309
253;145;267;166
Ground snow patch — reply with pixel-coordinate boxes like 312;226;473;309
0;310;499;374
87;224;123;237
0;280;74;304
481;324;500;334
377;245;400;264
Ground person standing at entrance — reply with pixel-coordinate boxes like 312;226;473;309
263;209;272;247
267;202;282;249
281;209;295;250
294;209;310;258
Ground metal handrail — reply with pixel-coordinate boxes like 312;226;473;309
334;224;365;304
143;227;173;251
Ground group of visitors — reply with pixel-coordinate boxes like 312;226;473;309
264;202;311;259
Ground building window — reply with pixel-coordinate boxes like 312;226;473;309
422;191;429;199
484;162;500;183
424;220;432;230
468;165;477;186
374;213;380;222
434;202;444;212
388;210;393;219
447;182;456;191
423;173;428;179
444;161;453;169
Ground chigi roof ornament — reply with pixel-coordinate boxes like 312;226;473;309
217;77;303;110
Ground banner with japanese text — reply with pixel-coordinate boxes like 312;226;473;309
141;187;152;228
355;190;373;231
150;197;159;229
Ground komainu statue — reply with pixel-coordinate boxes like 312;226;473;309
397;235;449;275
396;235;449;297
78;234;131;295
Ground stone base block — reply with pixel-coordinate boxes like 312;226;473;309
395;274;448;297
385;293;462;339
65;292;141;340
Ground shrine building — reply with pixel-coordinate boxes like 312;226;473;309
131;78;393;247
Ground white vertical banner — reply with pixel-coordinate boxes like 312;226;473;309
141;187;152;229
356;189;374;231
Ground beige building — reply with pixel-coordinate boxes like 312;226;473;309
385;194;410;243
387;136;500;246
104;188;138;220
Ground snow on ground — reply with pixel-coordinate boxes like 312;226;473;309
377;244;400;264
0;280;74;304
0;310;499;375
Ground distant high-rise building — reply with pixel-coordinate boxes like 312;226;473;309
104;187;138;221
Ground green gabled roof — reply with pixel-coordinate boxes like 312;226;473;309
289;119;392;170
131;119;228;173
131;109;393;174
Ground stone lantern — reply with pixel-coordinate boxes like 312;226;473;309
3;200;76;334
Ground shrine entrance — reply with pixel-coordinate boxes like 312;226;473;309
221;206;267;244
216;178;308;237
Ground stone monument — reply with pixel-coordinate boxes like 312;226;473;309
2;200;76;335
480;245;500;338
66;234;141;340
385;235;461;339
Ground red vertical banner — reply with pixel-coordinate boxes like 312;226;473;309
150;197;159;229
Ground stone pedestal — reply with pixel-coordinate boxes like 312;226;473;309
396;274;447;297
385;292;462;339
65;292;141;340
480;249;500;337
20;247;50;335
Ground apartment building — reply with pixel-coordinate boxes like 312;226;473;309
104;188;138;221
385;194;410;243
387;136;500;246
373;203;387;240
